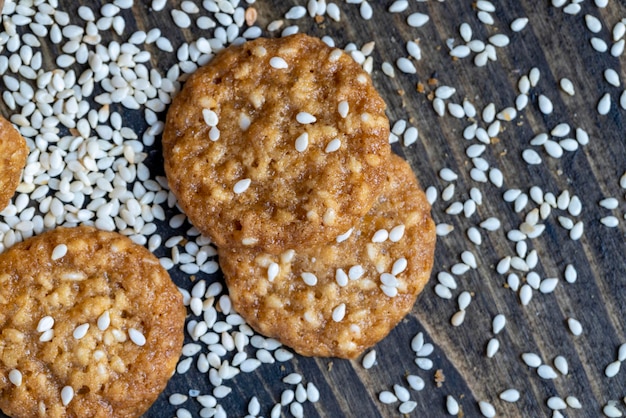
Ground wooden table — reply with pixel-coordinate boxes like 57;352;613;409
2;0;626;417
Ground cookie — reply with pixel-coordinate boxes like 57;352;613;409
0;115;28;211
163;33;391;254
0;226;185;418
219;155;436;358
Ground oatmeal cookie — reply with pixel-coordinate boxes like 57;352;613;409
0;226;185;418
219;155;436;358
0;115;28;211
163;34;391;253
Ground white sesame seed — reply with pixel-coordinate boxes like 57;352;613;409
598;93;612;115
497;390;520;406
547;397;567;410
570;221;584;240
403;127;419;146
9;369;22;386
451;310;466;326
61;386;74;406
267;263;279;282
479;401;496;417
73;323;89;339
603;402;623;418
446;395;459;415
294;132;309;152
467;227;482;245
567;318;583;336
379;391;397;404
538;365;558;379
519;284;532;305
522;149;542;165
407;12;429;27
233;179;251;194
415;357;433;370
605;69;620;87
486;338;500;358
362;349;376;369
554;355;568;375
269;57;288;69
97;311;110;331
585;14;602;33
458;291;472;310
129;328;147;346
567;396;582;409
396;57;417;74
560;78;575;95
605;360;621;377
511;17;529;32
331;303;346;322
37;315;55;333
591;37;608;52
294;112;318;128
301;272;318;286
389;225;405;242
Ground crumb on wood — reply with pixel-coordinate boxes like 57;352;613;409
416;83;425;93
434;369;445;387
427;77;438;86
327;361;334;372
245;7;257;26
315;15;324;24
397;89;405;96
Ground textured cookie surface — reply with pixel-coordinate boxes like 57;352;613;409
0;226;185;418
163;33;391;253
219;155;436;358
0;115;28;211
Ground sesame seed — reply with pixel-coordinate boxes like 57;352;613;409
446;396;459;414
97;311;110;331
301;272;318;286
129;328;147;346
451;310;466;326
500;389;520;402
407;375;424;391
296;112;316;124
332;304;346;322
598;92;612;115
547;397;567;410
61;386;74;406
537;364;558;379
73;323;89;339
567;318;583;336
267;263;279;282
50;242;68;260
486;338;500;358
511;17;529;32
567;396;582;409
37;315;55;333
606;360;621;377
554;355;568;375
8;369;22;386
479;401;496;417
396;57;417;74
233;179;251;194
407;12;429;28
336;228;353;243
362;350;377;369
294;132;309;152
269;57;288;69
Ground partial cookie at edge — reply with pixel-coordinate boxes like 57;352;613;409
163;33;391;254
0;115;28;211
219;154;436;358
0;226;185;418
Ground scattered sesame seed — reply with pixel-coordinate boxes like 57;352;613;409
500;389;520;403
407;12;429;28
362;349;377;369
446;395;460;415
73;323;90;339
537;365;558;379
478;400;496;417
547;397;567;410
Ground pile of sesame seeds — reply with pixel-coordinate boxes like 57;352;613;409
1;0;626;417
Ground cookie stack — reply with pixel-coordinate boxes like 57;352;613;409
163;34;436;359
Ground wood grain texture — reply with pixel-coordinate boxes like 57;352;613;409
1;0;625;417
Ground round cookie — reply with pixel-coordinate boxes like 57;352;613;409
163;33;391;254
0;115;28;211
219;154;436;358
0;226;185;418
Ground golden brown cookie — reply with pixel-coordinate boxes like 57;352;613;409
219;155;436;358
163;34;391;254
0;115;28;211
0;226;185;418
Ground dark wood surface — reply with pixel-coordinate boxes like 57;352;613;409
2;0;626;417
